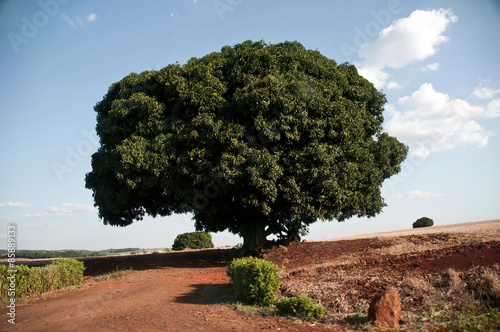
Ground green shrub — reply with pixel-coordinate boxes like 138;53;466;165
172;232;214;250
51;258;85;285
276;296;328;320
413;217;434;228
227;257;280;305
0;264;32;299
0;258;85;302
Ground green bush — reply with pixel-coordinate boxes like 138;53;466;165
0;264;32;298
227;257;280;305
413;217;434;228
172;232;214;251
0;258;85;302
276;296;328;320
50;258;85;285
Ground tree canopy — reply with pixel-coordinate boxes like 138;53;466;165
413;217;434;228
172;232;214;251
85;40;408;252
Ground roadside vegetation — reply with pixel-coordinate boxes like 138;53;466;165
227;257;328;321
0;258;85;304
0;259;135;306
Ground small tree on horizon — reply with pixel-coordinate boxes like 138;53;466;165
172;232;214;251
413;217;434;228
85;40;408;253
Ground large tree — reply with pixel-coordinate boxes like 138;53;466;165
85;41;408;252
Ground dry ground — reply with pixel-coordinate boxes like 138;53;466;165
1;219;499;331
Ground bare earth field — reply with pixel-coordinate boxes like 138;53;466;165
1;219;499;331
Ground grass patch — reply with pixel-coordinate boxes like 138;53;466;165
95;267;133;282
408;305;500;331
276;296;328;320
232;302;276;317
343;303;369;325
443;306;500;332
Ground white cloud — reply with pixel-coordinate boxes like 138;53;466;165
472;86;500;100
25;222;52;229
385;83;495;158
357;9;457;88
24;214;43;218
387;81;403;90
485;99;500;118
389;190;444;201
0;201;31;208
24;203;94;219
357;65;388;89
423;62;440;71
46;203;94;217
87;13;97;22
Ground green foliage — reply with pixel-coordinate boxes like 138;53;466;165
86;40;408;251
276;296;328;320
413;217;434;228
0;264;32;298
417;306;500;332
442;307;500;332
227;257;280;305
50;258;85;285
172;232;214;250
344;303;369;325
0;259;85;302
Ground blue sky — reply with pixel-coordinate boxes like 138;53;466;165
1;0;499;250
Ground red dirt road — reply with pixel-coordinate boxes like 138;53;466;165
1;250;335;332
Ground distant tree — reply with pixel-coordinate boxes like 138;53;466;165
172;232;214;251
85;40;408;253
413;217;434;228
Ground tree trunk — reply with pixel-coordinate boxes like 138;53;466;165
239;219;268;254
